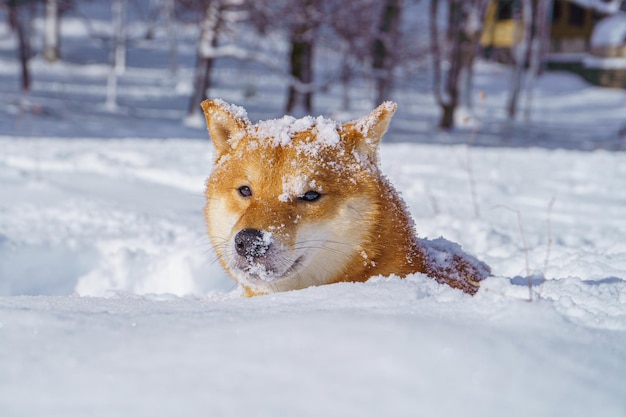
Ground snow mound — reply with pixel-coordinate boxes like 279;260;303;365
1;277;625;417
591;14;626;48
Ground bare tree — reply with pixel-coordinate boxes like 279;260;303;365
5;0;34;92
188;0;221;117
247;0;326;115
523;0;552;122
326;0;379;110
430;0;486;129
506;0;552;122
506;0;531;120
286;13;313;113
184;0;245;117
43;0;60;61
146;0;178;75
284;0;323;115
372;0;402;104
105;0;127;110
328;0;429;109
161;0;178;76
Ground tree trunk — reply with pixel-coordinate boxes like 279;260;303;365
440;103;456;130
523;0;550;122
162;0;178;76
461;4;484;114
340;43;352;111
106;0;127;110
286;28;314;115
190;56;214;114
438;0;465;129
507;0;531;120
431;0;484;130
430;0;442;105
44;0;61;62
8;3;31;92
372;0;401;104
188;1;221;116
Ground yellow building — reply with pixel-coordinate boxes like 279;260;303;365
480;0;619;58
480;0;524;51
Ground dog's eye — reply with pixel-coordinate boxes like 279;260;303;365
238;185;252;198
299;191;321;202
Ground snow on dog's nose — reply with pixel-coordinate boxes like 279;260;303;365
234;228;272;259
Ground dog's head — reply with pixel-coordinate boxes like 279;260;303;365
201;99;396;295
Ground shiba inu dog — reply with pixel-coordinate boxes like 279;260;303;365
201;99;490;297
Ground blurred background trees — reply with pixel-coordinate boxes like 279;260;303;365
2;0;625;129
431;0;487;129
180;0;246;117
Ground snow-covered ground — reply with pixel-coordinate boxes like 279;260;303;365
2;138;625;417
1;3;626;417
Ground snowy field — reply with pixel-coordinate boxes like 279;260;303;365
2;139;626;416
2;4;626;417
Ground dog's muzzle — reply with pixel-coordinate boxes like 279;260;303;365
234;228;271;259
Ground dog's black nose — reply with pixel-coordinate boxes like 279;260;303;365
234;228;270;258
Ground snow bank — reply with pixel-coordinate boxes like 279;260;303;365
1;138;625;416
0;138;233;297
1;276;625;417
2;138;624;299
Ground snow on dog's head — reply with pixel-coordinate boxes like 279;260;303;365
201;99;397;296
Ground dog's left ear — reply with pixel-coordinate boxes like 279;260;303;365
342;101;397;163
201;99;249;156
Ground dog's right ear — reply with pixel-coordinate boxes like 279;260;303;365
200;99;249;156
341;101;397;165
